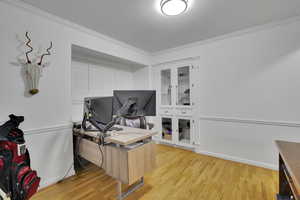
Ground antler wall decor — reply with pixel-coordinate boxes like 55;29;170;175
20;32;53;95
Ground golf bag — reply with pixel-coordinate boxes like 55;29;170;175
0;115;40;200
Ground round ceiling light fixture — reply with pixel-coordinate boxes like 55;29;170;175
161;0;188;16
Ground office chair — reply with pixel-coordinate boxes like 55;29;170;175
115;99;154;130
116;116;154;130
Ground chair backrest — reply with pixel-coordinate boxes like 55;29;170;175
116;116;147;129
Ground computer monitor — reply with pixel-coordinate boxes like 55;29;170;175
83;96;113;125
113;90;156;117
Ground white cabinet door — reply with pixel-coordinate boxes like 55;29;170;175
160;68;172;106
155;58;199;148
160;116;173;143
174;117;194;147
175;65;191;107
190;63;199;115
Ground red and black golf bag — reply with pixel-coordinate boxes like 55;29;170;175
0;115;40;200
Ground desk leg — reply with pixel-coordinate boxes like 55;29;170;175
116;177;144;200
117;181;122;200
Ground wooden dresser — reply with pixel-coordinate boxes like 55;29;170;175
276;141;300;200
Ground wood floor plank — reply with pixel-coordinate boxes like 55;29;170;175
32;144;278;200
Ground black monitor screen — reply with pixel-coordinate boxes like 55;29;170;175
113;90;156;117
84;96;113;124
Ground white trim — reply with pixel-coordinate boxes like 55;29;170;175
2;0;149;57
24;123;73;135
199;116;300;128
0;122;73;135
153;56;200;67
156;140;195;151
72;55;145;72
152;15;300;59
196;149;277;170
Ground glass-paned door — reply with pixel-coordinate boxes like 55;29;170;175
177;66;190;106
178;119;191;144
161;69;172;106
162;117;172;141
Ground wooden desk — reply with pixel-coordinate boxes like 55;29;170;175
276;140;300;200
74;126;157;200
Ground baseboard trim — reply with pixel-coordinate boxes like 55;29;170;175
154;139;277;170
196;148;278;170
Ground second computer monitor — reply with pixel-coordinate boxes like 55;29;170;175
113;90;156;117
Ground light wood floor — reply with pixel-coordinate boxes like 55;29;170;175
32;144;278;200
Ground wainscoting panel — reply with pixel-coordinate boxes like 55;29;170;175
195;117;300;170
24;124;74;188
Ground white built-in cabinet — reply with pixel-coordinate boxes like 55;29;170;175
153;59;199;148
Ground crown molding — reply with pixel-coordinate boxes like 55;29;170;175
152;15;300;58
2;0;150;57
152;56;200;67
199;116;300;128
72;54;145;71
3;0;300;64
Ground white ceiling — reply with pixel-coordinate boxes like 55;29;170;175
22;0;300;52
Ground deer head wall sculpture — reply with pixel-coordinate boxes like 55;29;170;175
21;32;53;95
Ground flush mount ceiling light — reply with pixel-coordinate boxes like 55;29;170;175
161;0;188;16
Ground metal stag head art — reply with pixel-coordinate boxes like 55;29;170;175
22;32;53;95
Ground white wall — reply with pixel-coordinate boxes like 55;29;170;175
2;0;300;190
0;0;150;188
133;66;151;90
152;19;300;169
71;59;135;122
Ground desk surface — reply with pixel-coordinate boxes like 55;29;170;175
81;125;158;146
276;140;300;196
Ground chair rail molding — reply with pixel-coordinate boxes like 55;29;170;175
199;116;300;128
24;123;73;136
